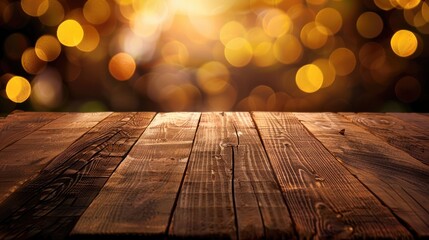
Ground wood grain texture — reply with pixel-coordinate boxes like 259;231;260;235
169;112;237;239
388;113;429;134
72;112;200;237
253;112;411;239
0;112;154;239
0;112;111;205
296;112;429;237
342;113;429;165
228;112;294;239
0;112;63;151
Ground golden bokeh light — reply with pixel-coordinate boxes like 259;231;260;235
253;41;277;67
296;64;324;93
220;21;247;46
197;61;230;95
20;0;48;17
1;0;428;112
315;8;343;35
35;35;61;62
390;29;418;57
393;0;421;9
6;76;31;103
300;22;329;49
329;48;356;76
161;40;189;66
224;38;253;67
261;8;293;38
83;0;111;25
109;52;136;81
57;20;84;47
39;0;64;26
356;12;384;39
273;34;302;64
312;58;336;88
77;25;100;52
21;48;46;74
374;0;395;10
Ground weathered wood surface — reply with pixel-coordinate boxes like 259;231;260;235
296;113;429;237
342;113;429;165
0;112;154;239
0;112;63;151
72;112;200;237
253;112;411;239
388;113;429;133
0;112;428;239
0;112;111;205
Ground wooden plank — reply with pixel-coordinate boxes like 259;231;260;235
228;112;294;239
252;112;411;239
72;112;200;237
168;112;237;239
295;112;429;237
0;112;64;151
170;112;293;239
0;112;154;239
341;113;429;165
0;112;111;205
388;113;429;134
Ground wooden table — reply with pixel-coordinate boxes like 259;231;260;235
0;112;428;239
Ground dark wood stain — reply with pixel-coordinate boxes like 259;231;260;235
0;112;427;239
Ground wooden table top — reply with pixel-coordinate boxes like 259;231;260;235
0;112;428;239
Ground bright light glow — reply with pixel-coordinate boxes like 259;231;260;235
224;38;253;67
6;76;31;103
296;64;324;93
109;52;136;81
391;29;418;57
57;20;84;47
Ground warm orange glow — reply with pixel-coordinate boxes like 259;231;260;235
109;53;136;81
21;0;48;17
35;35;61;62
357;12;384;39
21;48;46;74
390;30;418;57
77;25;100;52
6;76;31;103
329;48;356;76
296;64;324;93
57;20;84;47
224;38;253;67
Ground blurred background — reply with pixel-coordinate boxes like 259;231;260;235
0;0;428;113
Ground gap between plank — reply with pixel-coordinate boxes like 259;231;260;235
249;112;299;239
295;113;418;239
165;112;202;237
231;120;240;240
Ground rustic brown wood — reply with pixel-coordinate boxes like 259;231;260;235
0;112;154;239
252;112;412;239
72;112;200;237
0;112;111;205
169;112;237;239
170;112;293;239
295;112;429;237
0;112;63;151
228;112;294;239
341;113;429;165
388;113;429;134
